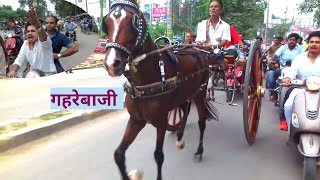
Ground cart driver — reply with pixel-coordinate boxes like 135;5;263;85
195;0;231;50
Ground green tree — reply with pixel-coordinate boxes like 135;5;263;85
49;0;85;17
298;0;320;27
171;0;266;39
273;20;293;37
149;23;167;40
99;0;107;38
18;0;48;18
0;5;18;21
16;8;27;19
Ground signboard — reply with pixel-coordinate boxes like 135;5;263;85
152;7;168;19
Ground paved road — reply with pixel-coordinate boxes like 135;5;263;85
1;91;317;180
58;28;99;70
0;68;126;121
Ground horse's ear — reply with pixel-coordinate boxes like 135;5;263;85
101;15;108;35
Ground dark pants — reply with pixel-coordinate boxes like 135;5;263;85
54;60;65;73
280;87;295;121
266;68;282;95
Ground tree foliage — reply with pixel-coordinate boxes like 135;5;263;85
298;0;320;27
149;23;167;40
171;0;266;39
16;8;27;19
0;6;18;21
18;0;47;18
273;20;293;37
49;0;85;17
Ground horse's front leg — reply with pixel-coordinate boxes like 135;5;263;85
114;117;146;180
154;126;166;180
176;101;192;150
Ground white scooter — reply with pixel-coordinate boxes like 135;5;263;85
283;75;320;180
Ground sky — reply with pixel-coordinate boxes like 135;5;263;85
1;0;55;11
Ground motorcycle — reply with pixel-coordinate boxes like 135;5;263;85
66;30;76;43
261;55;269;75
282;75;320;180
273;60;292;107
80;23;90;35
4;30;19;72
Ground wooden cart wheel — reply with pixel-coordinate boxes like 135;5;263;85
243;41;263;145
167;107;184;132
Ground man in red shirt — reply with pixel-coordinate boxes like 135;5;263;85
225;25;241;48
224;25;247;58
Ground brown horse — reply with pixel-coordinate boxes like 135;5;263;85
102;0;219;179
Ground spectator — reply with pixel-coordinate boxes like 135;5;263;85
184;32;195;44
7;8;56;77
46;15;78;73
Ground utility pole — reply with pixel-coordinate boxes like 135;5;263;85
75;0;77;15
265;0;270;42
167;0;173;39
86;0;88;13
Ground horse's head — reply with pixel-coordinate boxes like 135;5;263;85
102;0;147;77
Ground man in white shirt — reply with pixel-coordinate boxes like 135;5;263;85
7;8;56;77
280;31;320;131
195;0;231;48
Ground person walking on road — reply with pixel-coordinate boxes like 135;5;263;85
46;15;78;73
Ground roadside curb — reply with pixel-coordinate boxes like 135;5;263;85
0;109;118;153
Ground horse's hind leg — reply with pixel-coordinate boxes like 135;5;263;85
176;100;192;150
114;117;146;180
193;93;208;161
154;125;166;180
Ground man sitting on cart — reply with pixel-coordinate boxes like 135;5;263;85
195;0;230;51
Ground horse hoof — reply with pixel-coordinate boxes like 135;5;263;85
194;153;202;162
176;140;185;150
128;169;143;180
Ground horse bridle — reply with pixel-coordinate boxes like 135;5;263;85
103;0;147;59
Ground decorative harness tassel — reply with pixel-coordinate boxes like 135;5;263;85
159;60;165;90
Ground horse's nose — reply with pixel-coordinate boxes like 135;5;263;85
112;59;122;69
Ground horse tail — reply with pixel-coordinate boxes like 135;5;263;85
205;100;219;121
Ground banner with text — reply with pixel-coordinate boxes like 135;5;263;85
50;87;124;110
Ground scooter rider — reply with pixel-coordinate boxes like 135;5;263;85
6;8;56;77
6;20;23;52
281;31;320;131
64;16;77;41
262;36;282;58
266;33;303;102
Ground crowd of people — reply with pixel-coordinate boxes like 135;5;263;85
182;0;319;132
0;10;97;77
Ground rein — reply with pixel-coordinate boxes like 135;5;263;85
131;44;212;66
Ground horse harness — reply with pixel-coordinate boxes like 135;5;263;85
123;45;212;99
104;1;214;99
